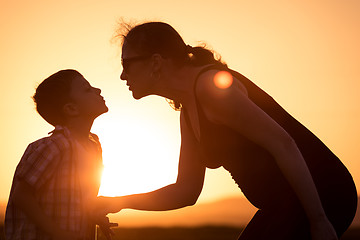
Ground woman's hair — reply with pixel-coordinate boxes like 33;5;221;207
117;21;227;67
116;21;227;110
33;69;82;126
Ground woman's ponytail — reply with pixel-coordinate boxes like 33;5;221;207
186;44;227;67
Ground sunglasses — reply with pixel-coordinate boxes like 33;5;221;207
121;55;152;73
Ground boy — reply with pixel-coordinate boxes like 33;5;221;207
5;69;113;240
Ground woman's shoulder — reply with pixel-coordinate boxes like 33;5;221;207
194;66;248;101
191;67;248;125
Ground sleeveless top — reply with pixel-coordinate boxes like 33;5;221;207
185;64;357;210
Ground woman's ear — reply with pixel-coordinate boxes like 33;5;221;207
151;54;163;72
63;102;79;117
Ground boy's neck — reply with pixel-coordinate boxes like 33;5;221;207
66;118;94;142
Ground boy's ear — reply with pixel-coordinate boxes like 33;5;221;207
63;102;79;117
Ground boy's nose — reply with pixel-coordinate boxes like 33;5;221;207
94;87;101;94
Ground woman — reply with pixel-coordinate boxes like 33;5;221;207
104;21;357;239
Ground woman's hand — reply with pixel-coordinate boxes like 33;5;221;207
96;196;123;214
310;216;338;240
88;197;119;240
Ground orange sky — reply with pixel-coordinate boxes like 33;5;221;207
1;0;359;206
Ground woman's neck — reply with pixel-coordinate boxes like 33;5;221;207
153;65;201;107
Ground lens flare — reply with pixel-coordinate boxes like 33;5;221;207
213;71;233;89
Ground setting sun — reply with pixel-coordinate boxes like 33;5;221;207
94;113;180;197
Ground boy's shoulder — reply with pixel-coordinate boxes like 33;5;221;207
26;126;101;155
27;126;72;153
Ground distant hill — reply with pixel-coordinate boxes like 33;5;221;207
109;197;360;227
1;196;359;228
108;196;360;228
109;197;258;227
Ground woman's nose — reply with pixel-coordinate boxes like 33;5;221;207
120;70;127;80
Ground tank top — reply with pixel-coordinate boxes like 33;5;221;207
185;64;357;210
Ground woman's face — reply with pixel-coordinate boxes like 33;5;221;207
120;42;154;99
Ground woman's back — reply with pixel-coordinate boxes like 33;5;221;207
191;65;357;235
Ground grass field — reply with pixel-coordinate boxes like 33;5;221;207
1;225;359;240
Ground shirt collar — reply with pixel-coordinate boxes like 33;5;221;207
49;125;99;145
48;125;71;138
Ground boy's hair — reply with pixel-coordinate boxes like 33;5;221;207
33;69;82;126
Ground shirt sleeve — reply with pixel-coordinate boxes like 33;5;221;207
15;138;64;190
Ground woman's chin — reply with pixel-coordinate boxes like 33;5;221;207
132;90;147;100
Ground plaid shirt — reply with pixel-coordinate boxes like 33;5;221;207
5;126;103;240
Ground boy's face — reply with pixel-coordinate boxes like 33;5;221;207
68;76;108;119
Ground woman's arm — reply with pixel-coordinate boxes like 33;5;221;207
12;179;79;240
103;111;206;213
196;71;337;239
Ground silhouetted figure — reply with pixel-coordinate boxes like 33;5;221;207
103;21;357;240
5;70;114;240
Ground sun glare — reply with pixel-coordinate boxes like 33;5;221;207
94;116;179;197
213;71;233;89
